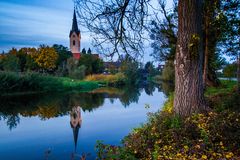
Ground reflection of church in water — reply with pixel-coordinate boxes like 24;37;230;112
70;106;82;159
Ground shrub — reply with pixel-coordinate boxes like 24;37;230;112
85;73;126;86
156;60;175;82
69;65;86;80
2;54;20;72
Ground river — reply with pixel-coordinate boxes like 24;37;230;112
0;83;172;160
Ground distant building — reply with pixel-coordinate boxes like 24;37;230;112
69;9;81;60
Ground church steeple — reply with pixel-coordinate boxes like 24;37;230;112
70;9;80;37
69;8;81;59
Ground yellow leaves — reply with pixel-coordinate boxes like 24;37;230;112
195;144;201;149
225;152;234;159
201;155;207;159
184;145;189;151
155;139;162;144
35;46;58;70
176;153;182;157
220;141;223;146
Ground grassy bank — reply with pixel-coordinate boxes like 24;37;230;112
85;73;126;87
0;71;99;95
96;80;240;159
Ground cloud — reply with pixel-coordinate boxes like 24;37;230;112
0;1;75;51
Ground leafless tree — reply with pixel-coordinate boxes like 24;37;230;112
74;0;152;59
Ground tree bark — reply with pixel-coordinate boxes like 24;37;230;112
238;53;240;94
203;14;209;88
174;0;206;117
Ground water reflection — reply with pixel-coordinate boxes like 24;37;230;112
0;82;170;130
0;82;169;159
70;106;82;159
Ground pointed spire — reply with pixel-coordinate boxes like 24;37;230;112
72;9;79;31
70;9;80;37
72;126;79;152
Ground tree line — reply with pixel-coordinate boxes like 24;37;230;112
0;45;105;79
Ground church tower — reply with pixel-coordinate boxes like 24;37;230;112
69;9;81;59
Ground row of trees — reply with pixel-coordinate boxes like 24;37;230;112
0;44;71;74
0;45;105;79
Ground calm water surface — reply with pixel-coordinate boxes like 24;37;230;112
0;84;170;160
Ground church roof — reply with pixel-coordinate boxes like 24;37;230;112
69;9;80;37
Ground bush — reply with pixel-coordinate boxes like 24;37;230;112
158;61;175;82
68;65;86;80
2;54;20;72
85;73;126;86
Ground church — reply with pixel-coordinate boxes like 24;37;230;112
69;9;121;73
69;9;81;60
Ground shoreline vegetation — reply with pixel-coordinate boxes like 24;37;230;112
0;71;128;96
0;71;99;96
96;80;240;159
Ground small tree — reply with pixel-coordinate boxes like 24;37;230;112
67;57;86;79
2;54;19;72
87;48;92;54
81;48;86;54
223;63;237;80
35;46;58;72
120;55;140;85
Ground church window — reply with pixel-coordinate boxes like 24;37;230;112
73;40;75;46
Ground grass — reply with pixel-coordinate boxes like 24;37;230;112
205;80;237;97
96;80;240;159
85;73;126;86
0;71;99;95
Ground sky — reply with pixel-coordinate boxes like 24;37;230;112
0;0;92;53
0;0;173;62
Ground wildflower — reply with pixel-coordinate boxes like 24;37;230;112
201;155;207;159
195;145;201;149
225;152;234;159
176;153;182;157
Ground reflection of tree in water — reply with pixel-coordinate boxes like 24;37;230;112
144;82;156;96
119;87;141;107
158;81;174;96
68;93;104;112
0;113;20;130
0;83;167;130
0;92;105;130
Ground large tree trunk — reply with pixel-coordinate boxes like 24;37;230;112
238;53;240;94
174;0;206;117
203;15;209;88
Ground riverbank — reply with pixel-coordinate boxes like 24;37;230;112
0;71;99;96
96;80;240;159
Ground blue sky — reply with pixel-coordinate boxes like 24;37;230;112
0;0;175;62
0;0;93;53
